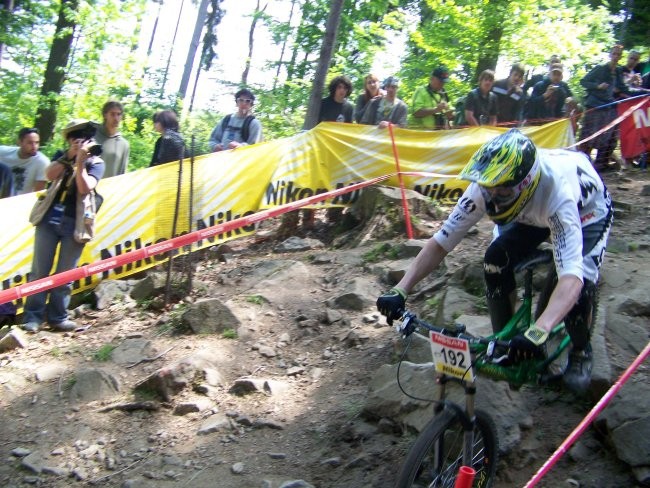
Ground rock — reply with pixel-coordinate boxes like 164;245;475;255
610;416;650;467
267;452;287;459
278;480;315;488
181;298;242;334
34;363;67;382
326;277;379;311
0;326;28;353
229;378;290;396
135;350;224;401
231;461;245;474
42;466;69;476
21;452;44;474
197;414;231;435
258;345;277;357
11;447;31;457
274;237;324;253
69;368;121;402
325;309;343;324
173;398;212;415
111;338;154;365
94;279;133;309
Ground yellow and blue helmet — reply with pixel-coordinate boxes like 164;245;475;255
459;129;540;225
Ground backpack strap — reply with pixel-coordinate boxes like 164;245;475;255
242;115;255;142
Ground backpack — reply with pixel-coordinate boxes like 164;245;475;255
222;114;256;142
454;95;468;127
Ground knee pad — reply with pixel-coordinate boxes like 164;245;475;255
565;280;597;350
484;242;515;298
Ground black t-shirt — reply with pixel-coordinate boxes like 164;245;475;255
318;97;354;123
464;89;497;124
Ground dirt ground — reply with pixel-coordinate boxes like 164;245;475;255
0;168;648;488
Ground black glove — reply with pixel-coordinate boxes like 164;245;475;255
376;287;407;325
508;334;545;363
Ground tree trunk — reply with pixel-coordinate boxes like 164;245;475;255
241;0;268;85
34;0;79;144
302;0;344;131
160;0;185;99
0;0;15;67
179;0;209;101
473;0;509;84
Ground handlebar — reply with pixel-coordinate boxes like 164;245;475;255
396;310;511;351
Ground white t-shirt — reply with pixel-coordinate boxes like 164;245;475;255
0;146;49;195
434;149;610;281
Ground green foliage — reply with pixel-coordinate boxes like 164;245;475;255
362;242;400;262
221;328;238;339
93;344;116;362
246;294;266;305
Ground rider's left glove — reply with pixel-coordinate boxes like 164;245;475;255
376;287;407;325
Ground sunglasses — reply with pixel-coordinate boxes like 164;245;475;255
236;98;253;104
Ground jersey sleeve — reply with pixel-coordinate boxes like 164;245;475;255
433;184;486;252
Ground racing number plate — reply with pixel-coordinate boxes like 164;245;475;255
429;331;475;382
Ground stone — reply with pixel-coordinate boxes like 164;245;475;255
11;447;31;457
231;462;245;474
326;277;378;311
94;279;133;309
34;363;67;382
197;414;231;435
181;298;242;334
274;237;324;253
69;368;121;403
0;327;28;353
278;481;315;488
111;338;154;365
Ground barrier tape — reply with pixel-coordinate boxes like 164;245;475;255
566;94;650;149
524;340;650;487
0;170;454;306
388;123;414;239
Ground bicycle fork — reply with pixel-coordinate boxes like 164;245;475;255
434;373;478;472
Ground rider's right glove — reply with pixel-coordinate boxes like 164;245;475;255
376;287;407;325
507;324;548;363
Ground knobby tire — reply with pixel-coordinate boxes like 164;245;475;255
395;409;498;488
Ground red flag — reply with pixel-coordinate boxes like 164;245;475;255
618;96;650;158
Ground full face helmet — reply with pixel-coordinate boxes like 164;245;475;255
459;129;540;225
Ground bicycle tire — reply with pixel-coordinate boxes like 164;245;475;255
394;408;498;488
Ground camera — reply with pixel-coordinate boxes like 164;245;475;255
69;123;103;156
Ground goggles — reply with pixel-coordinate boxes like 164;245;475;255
480;185;519;209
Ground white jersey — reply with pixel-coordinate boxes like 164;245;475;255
0;146;49;195
434;149;611;282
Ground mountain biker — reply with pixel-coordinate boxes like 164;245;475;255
377;129;612;393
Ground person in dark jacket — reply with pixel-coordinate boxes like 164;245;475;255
527;63;574;122
150;110;186;167
579;45;630;172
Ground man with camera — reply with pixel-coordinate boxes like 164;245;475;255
22;119;105;333
526;63;574;123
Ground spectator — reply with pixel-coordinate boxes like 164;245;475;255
527;63;574;122
94;100;130;178
354;74;382;123
319;75;354;123
464;70;498;126
360;76;408;128
0;127;48;194
0;162;14;198
21;119;105;333
411;66;454;129
523;54;561;95
209;88;263;152
150;110;187;167
579;45;630;172
492;64;526;125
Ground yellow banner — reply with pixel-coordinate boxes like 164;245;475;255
0;120;574;307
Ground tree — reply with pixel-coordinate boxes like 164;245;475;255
34;0;80;144
302;0;345;130
242;0;268;85
179;0;209;102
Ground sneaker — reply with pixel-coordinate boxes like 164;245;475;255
48;320;77;332
563;346;593;394
21;322;41;333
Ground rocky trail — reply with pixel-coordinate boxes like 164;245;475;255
0;169;648;488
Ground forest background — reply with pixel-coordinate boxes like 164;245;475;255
0;0;648;170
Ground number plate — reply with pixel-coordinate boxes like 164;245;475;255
429;331;475;381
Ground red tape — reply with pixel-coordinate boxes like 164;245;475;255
3;172;460;305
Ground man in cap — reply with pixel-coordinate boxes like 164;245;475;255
360;76;408;128
411;67;454;129
0;127;49;194
526;63;574;122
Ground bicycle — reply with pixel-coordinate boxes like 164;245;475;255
392;248;582;488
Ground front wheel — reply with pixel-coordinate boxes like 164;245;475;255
395;408;498;488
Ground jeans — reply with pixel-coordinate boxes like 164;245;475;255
23;214;85;325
